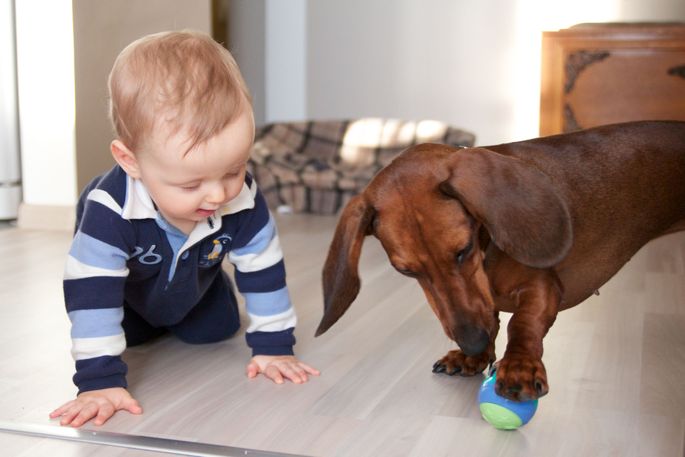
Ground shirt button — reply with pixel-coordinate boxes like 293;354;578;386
181;251;189;260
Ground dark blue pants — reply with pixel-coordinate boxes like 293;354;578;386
123;271;241;346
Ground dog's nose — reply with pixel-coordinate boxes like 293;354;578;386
456;325;490;356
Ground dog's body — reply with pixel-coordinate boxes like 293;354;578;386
316;121;685;401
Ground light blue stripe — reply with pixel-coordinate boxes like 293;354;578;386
68;308;124;338
156;214;189;281
243;287;292;316
69;231;128;270
231;216;275;256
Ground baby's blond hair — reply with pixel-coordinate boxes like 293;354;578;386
108;30;251;153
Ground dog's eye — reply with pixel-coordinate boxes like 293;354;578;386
394;267;417;277
456;241;473;265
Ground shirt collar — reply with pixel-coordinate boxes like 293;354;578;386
121;175;157;220
218;180;257;216
121;175;257;222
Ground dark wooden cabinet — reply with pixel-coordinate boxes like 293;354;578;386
539;23;685;136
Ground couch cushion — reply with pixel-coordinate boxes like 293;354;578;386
249;118;476;214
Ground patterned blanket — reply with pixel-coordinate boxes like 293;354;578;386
248;118;476;214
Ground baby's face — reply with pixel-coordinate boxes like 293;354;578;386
136;108;255;234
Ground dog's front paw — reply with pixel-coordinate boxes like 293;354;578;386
432;349;493;377
494;356;548;401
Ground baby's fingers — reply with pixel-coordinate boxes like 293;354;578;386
49;401;75;419
122;397;143;415
246;360;260;379
264;364;285;384
69;403;99;428
57;407;80;427
298;362;321;377
52;402;84;426
93;402;115;426
278;363;307;384
280;361;321;383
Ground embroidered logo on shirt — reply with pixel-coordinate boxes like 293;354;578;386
205;234;232;262
132;245;163;265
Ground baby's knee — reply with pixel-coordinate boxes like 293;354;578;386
172;319;240;345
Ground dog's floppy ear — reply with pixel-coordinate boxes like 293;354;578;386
315;195;375;336
440;147;572;268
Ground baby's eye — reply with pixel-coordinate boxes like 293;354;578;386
224;170;242;179
180;184;200;191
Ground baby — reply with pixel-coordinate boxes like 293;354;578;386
50;30;319;427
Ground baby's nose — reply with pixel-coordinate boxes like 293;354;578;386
207;184;227;203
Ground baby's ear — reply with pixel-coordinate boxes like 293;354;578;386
111;140;141;178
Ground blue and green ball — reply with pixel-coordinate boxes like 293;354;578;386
478;371;538;430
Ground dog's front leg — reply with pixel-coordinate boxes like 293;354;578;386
490;259;562;401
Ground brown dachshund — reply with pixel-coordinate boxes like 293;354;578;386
315;120;685;402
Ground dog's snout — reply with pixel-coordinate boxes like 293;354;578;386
456;325;489;356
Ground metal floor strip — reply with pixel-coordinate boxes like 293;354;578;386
0;421;312;457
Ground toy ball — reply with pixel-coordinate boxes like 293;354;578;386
478;371;538;430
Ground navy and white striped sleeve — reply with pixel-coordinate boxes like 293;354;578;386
63;183;135;392
229;183;296;356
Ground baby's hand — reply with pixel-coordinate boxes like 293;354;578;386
49;387;142;427
246;355;320;384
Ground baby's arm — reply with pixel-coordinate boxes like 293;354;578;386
56;180;137;426
50;387;142;427
229;180;320;381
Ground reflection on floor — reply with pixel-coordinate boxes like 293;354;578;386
0;219;17;230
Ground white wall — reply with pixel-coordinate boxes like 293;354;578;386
15;0;77;206
265;0;307;123
232;0;685;145
304;0;685;146
228;0;307;125
0;0;21;219
228;0;266;125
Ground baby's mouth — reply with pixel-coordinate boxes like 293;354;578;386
196;208;216;217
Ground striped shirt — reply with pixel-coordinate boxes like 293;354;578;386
64;165;296;392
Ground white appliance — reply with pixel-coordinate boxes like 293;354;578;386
0;0;21;220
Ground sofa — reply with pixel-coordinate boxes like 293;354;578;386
248;118;476;214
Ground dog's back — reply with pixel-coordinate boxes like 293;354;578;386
488;121;685;306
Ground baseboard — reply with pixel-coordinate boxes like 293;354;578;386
17;203;76;231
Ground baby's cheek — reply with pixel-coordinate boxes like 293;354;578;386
229;182;244;199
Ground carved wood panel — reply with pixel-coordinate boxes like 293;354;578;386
540;23;685;136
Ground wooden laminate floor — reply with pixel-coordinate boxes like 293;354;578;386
0;214;684;456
